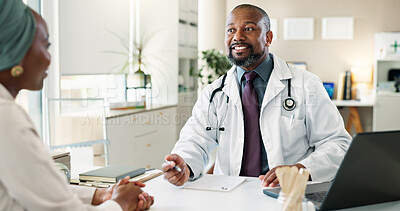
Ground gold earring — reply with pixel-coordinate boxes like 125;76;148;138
11;65;24;77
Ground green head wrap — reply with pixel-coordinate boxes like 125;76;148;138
0;0;36;71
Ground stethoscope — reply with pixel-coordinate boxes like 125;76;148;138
206;73;229;131
205;72;296;131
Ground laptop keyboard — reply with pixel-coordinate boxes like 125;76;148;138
306;191;327;202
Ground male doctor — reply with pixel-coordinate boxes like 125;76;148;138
162;4;351;187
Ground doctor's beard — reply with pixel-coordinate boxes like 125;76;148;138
227;43;264;68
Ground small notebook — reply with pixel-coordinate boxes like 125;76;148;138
79;165;146;183
183;174;246;192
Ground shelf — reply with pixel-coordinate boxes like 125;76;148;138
377;59;400;62
376;91;400;97
105;104;177;119
332;100;374;107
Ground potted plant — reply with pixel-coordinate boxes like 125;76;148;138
198;49;232;86
105;30;166;108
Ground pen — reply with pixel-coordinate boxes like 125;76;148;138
164;159;182;172
290;114;295;126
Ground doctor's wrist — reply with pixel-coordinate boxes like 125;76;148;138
294;163;306;170
186;164;194;180
294;163;312;181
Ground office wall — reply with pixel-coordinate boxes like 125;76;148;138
198;0;226;51
59;0;130;75
226;0;400;84
139;0;179;105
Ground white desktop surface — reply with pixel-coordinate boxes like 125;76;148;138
143;175;279;211
142;175;400;211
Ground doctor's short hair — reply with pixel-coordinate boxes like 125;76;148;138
232;4;271;32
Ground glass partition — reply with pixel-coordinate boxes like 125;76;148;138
45;98;108;166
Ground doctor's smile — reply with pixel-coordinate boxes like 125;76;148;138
229;43;252;54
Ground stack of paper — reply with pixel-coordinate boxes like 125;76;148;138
183;175;246;192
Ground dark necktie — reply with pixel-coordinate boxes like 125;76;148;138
239;71;262;177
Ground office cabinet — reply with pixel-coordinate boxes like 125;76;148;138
373;60;400;131
106;106;178;168
373;33;400;131
178;0;199;93
177;0;199;134
138;0;198;105
373;92;400;131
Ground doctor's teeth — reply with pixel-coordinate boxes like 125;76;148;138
235;46;247;50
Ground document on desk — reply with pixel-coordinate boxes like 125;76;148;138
183;175;246;192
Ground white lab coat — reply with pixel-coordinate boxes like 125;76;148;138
172;54;351;182
0;84;121;211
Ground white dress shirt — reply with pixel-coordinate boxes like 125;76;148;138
0;84;122;211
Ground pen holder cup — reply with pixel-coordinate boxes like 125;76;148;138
277;192;315;211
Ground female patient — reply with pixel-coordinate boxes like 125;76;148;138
0;0;154;210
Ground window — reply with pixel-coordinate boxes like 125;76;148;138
60;74;126;102
15;0;42;136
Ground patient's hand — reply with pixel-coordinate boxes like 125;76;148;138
94;177;154;210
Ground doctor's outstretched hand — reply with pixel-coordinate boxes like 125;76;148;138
259;163;306;187
162;154;190;186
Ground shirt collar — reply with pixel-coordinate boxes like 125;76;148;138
0;83;14;101
236;54;273;83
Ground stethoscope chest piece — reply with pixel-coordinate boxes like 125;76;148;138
283;78;296;111
283;97;296;111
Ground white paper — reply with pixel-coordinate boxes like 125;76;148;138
322;17;354;40
283;18;314;40
183;175;246;192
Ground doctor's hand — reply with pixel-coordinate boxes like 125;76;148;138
162;154;190;186
259;163;306;187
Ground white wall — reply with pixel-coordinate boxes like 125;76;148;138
198;0;226;52
139;0;179;105
58;0;130;75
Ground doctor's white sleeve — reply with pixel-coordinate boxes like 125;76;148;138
0;103;121;211
298;73;352;182
172;83;220;179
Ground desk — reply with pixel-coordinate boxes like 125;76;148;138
332;100;374;134
142;175;400;211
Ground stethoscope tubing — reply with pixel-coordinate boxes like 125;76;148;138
206;74;296;131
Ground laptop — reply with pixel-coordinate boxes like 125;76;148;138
263;130;400;210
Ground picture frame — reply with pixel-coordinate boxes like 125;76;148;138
287;62;307;70
323;82;335;99
322;17;354;40
283;18;314;40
